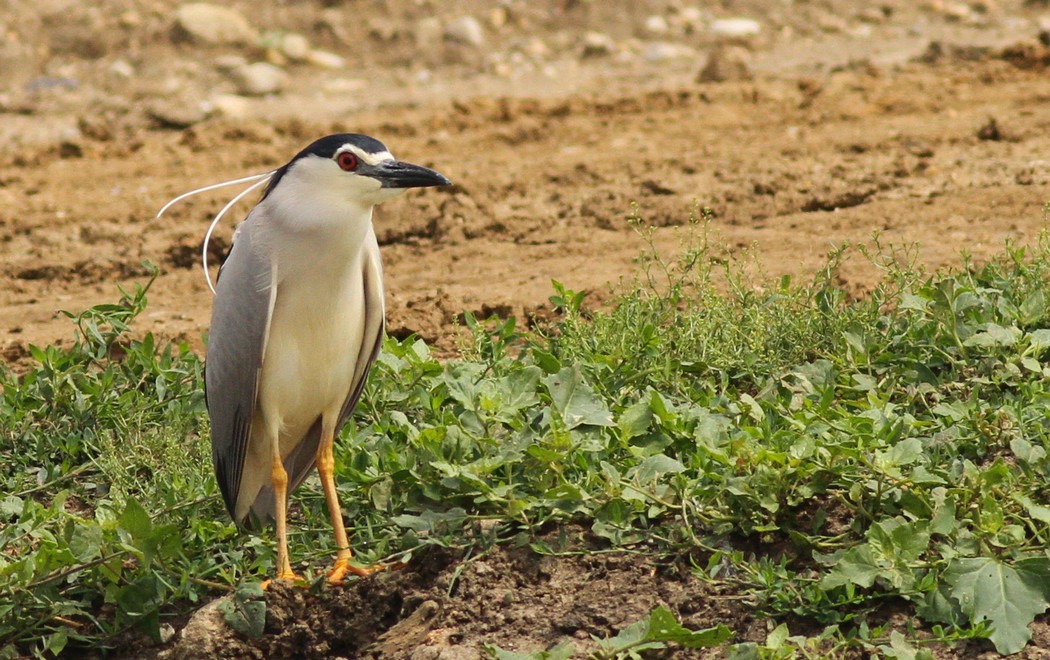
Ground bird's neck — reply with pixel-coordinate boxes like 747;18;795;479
257;195;378;282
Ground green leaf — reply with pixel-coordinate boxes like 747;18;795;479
43;631;68;656
543;366;613;429
643;606;732;647
869;518;930;563
500;366;542;412
118;499;152;541
597;616;650;652
944;557;1050;654
1014;495;1050;525
618;399;653;441
219;583;267;639
820;545;880;589
1019;290;1047;325
68;523;104;563
629;454;686;485
878;630;932;660
887;438;923;466
765;623;790;649
1011;437;1047;465
486;642;574;660
0;495;24;518
1026;328;1050;353
963;323;1018;348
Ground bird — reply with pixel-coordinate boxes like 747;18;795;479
159;134;451;584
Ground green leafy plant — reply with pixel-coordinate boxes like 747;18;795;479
4;220;1050;657
485;606;730;659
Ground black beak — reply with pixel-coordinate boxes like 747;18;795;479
371;160;452;189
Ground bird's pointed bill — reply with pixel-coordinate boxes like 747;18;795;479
371;160;452;189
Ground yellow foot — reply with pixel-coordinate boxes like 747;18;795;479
327;558;391;585
260;571;304;591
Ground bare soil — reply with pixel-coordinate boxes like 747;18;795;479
4;0;1050;656
165;533;753;660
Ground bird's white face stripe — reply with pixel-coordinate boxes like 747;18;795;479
334;145;394;166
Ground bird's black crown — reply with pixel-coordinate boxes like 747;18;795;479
262;133;390;199
296;133;390;161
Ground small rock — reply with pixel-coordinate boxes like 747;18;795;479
643;41;695;62
445;16;485;47
159;624;176;645
280;33;311;61
857;7;888;23
581;31;615;57
107;59;135;78
414;17;443;48
644;15;669;35
164;599;227;660
520;36;549;59
675;7;705;31
320;78;366;94
697;45;753;82
368;18;399;42
229;62;287;96
264;47;288;67
491;60;512;77
305;50;345;69
489;6;508;29
940;2;974;21
680;7;704;24
26;76;78;93
816;14;848;33
148;99;207;128
209;93;251;118
214;54;247;71
174;3;257;46
119;11;141;28
709;17;762;38
976;116;1007;141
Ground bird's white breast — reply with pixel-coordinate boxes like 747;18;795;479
254;205;377;456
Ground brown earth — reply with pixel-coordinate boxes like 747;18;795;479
4;0;1050;657
164;534;754;660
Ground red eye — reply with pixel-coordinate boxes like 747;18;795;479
336;152;358;171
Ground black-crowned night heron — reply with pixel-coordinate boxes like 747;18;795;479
160;134;451;584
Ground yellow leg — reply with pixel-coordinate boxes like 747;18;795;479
318;422;381;584
268;451;301;584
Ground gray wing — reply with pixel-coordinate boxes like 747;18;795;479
205;216;275;520
281;233;386;496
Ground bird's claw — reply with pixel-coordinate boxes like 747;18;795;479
260;571;304;591
327;559;400;585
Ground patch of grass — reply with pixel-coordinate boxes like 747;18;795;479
3;214;1050;657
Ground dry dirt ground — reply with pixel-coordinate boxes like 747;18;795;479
4;0;1050;657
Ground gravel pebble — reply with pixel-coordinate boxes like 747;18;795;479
174;3;257;45
677;7;704;29
208;93;252;118
147;99;207;128
229;62;287;96
709;17;762;38
445;16;485;47
415;17;443;48
107;59;135;78
643;41;696;62
305;50;346;69
697;45;753;82
581;31;615;57
280;33;311;61
644;15;669;35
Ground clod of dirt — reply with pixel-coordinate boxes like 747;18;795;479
162;599;257;660
976;116;1014;142
161;539;746;659
697;46;753;83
